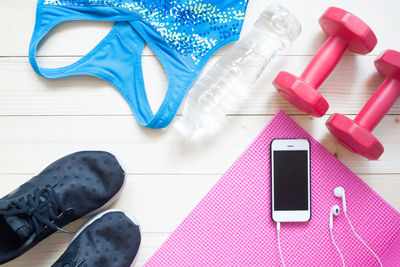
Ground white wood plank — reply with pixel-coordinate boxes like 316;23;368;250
0;173;398;233
1;173;398;267
0;174;218;233
1;55;399;116
0;115;399;175
0;1;399;266
2;231;168;266
0;0;399;57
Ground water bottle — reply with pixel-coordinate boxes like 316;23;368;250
174;4;301;139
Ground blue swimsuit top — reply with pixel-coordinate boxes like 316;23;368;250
29;0;249;129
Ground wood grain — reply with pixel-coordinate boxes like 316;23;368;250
0;0;399;266
1;55;399;116
0;0;399;57
1;173;399;266
1;115;400;175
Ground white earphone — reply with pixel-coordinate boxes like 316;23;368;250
329;205;340;229
334;186;346;212
329;204;345;266
331;186;382;267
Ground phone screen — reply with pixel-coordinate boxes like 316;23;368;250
273;150;309;211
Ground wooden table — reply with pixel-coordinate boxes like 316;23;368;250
0;0;399;266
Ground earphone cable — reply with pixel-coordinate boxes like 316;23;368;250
276;222;286;267
330;228;345;267
344;212;383;267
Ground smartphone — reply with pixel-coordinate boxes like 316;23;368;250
271;139;311;222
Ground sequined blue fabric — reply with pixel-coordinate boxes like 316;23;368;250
42;0;247;65
30;0;248;129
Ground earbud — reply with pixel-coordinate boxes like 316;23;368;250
329;205;345;266
333;187;383;266
334;186;346;212
330;205;340;229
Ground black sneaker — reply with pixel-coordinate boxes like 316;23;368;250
0;151;126;265
51;209;141;267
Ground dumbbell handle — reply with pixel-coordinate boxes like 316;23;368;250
355;78;400;131
301;35;349;89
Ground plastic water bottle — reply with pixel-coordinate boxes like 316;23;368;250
174;4;301;139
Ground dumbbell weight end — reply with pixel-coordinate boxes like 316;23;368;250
273;7;377;117
326;50;400;160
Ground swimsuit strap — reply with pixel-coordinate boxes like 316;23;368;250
29;5;197;128
29;1;248;128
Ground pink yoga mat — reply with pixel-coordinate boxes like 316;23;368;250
145;111;400;266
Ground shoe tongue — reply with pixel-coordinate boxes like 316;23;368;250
4;214;32;240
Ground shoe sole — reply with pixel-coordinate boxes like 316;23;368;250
71;209;141;267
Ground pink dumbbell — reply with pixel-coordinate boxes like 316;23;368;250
326;50;400;160
273;7;377;117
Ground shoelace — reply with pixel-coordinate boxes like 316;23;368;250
0;185;72;236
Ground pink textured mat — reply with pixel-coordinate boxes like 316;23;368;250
145;111;400;266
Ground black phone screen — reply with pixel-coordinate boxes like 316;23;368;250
273;150;309;210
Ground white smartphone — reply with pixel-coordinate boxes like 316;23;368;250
271;139;311;222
